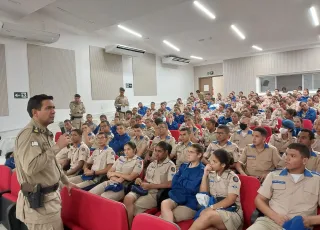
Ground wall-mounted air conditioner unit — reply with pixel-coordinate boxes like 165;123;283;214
105;44;145;57
162;55;190;66
0;21;60;44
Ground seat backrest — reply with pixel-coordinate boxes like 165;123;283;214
10;171;20;197
262;126;272;138
303;119;313;130
276;118;282;130
170;130;180;142
0;165;11;191
61;187;129;230
55;132;62;142
132;214;180;230
195;124;203;136
238;175;260;229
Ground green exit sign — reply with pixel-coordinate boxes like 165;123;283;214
14;92;28;99
207;71;214;76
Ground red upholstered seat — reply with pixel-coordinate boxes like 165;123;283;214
0;165;11;192
61;187;129;230
170;130;180;142
132;213;180;230
238;175;260;229
276;119;282;130
144;207;158;215
195;124;203;136
2;171;20;202
2;194;17;202
55;132;62;142
303;119;313;130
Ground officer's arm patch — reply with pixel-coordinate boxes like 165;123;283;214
171;167;176;172
233;176;239;182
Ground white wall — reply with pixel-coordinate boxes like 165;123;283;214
0;32;194;137
223;47;320;95
212;76;224;97
194;63;223;91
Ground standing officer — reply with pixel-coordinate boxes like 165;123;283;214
114;87;129;120
69;94;86;129
15;94;76;230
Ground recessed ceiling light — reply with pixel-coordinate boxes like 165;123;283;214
231;24;246;40
117;24;142;38
163;40;180;52
252;45;263;51
193;1;216;19
310;6;319;26
190;55;203;60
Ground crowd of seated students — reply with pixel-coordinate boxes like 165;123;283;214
8;87;320;229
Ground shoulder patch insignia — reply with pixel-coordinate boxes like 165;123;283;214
81;148;86;151
171;167;176;172
32;126;39;133
233;176;239;182
31;141;39;147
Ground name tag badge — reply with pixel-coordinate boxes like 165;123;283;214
31;141;39;147
247;155;256;159
272;180;286;184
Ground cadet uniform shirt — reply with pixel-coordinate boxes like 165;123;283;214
171;141;192;170
202;129;217;147
126;127;135;137
131;135;150;158
68;142;89;170
204;141;240;163
312;133;320;152
239;144;281;177
82;132;95;147
258;169;320;218
69;101;86;117
15;119;69;224
201;110;211;119
145;157;176;193
87;146;115;171
112;155;143;176
269;134;296;153
114;95;129;107
56;147;69;164
230;130;254;152
226;122;240;134
87;121;97;133
278;151;320;172
249;116;260;126
143;127;155;140
259;116;278;128
151;135;176;157
271;108;285;119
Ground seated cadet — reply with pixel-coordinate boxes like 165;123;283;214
170;127;193;169
217;107;233;125
211;102;226;118
142;108;153;122
236;127;281;182
201;103;211;119
184;117;201;143
89;141;142;200
201;118;217;148
132;107;138;119
68;132;115;189
293;116;303;137
230;116;253;153
166;113;179;130
278;129;320;172
109;123;131;156
135;115;146;129
189;149;243;230
242;108;259;126
248;143;320;230
5;151;15;170
131;124;150;158
160;102;170;117
297;101;317;123
203;125;240;167
138;102;148;116
173;107;185;124
259;107;278;130
164;101;172;111
312;119;320;152
271;98;287;119
111;116;121;132
64;129;90;177
176;98;185;112
81;123;95;148
150;102;157;114
85;114;97;132
148;122;176;160
93;114;107;134
123;110;133;128
91;121;113;150
126;118;137;138
269;119;296;156
64;119;75;135
227;112;241;134
143;118;155;140
123;141;176;226
194;109;206;128
161;143;205;223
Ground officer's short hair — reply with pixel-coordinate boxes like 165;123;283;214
154;118;163;126
217;125;230;134
287;143;310;158
158;122;168;129
299;129;315;140
196;90;200;93
253;127;268;137
86;114;92;118
97;132;108;138
27;94;54;118
133;124;141;129
100;120;110;127
126;110;132;115
120;87;125;92
74;94;81;98
64;119;71;124
116;122;124;127
72;129;82;136
180;127;191;134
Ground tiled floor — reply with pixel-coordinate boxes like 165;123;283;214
0;224;7;230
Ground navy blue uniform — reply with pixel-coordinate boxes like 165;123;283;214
109;133;131;155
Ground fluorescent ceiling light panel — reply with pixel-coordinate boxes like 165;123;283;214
190;55;203;60
310;6;319;26
193;1;216;19
117;24;142;37
163;40;180;51
231;24;246;40
252;45;263;51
